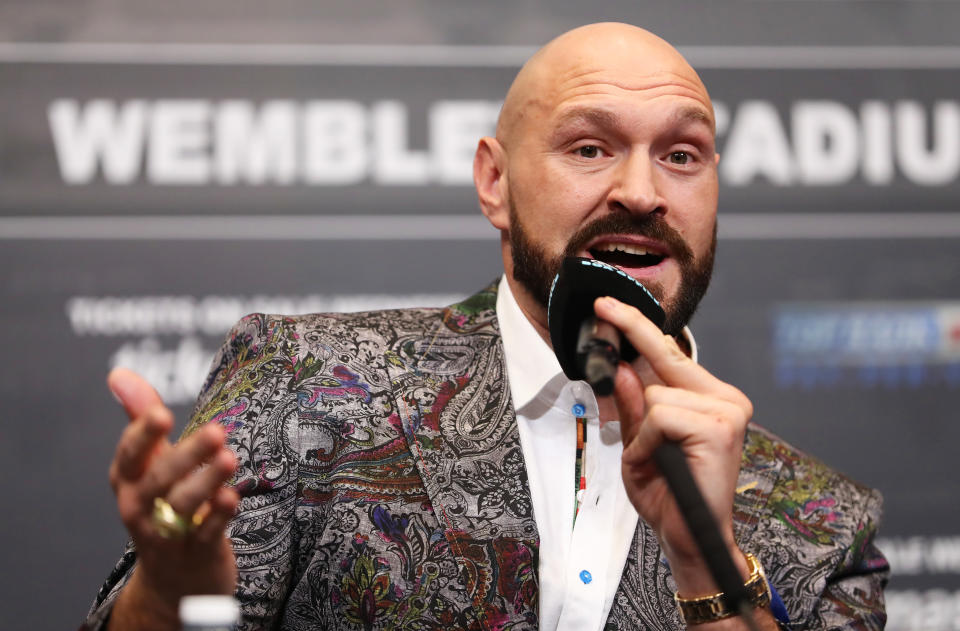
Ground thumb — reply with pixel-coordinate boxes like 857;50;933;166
107;367;165;421
629;354;663;389
612;360;647;447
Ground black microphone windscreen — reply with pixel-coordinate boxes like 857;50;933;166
547;257;665;382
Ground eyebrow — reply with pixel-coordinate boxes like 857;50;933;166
552;107;621;132
552;104;715;136
669;105;715;133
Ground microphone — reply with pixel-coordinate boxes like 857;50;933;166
547;257;665;393
546;257;759;629
575;316;621;396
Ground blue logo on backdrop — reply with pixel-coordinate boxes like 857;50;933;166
773;303;960;389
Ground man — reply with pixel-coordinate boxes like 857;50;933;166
84;23;887;630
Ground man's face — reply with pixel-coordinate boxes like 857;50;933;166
501;48;719;336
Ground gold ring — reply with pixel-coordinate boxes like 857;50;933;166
152;497;203;539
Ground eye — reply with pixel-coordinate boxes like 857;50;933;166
668;151;690;165
576;145;601;159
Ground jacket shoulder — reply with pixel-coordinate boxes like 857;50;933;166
187;282;501;433
742;424;881;538
209;280;499;369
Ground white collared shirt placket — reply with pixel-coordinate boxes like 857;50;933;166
497;277;640;631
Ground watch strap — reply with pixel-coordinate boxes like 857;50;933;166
674;553;772;625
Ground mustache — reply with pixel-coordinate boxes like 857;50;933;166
563;214;694;264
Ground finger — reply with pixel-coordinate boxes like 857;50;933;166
138;423;227;502
612;360;647;447
111;405;174;486
643;384;748;420
630;355;664;390
165;448;237;517
108;368;165;421
622;404;743;467
594;297;737;399
193;487;240;543
622;405;700;467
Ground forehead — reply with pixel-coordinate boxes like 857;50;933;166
550;61;712;116
516;52;715;141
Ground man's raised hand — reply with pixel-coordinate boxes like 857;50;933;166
593;296;754;598
106;368;239;631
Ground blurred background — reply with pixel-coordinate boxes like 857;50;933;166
1;1;958;629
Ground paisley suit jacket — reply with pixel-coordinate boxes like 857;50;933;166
85;284;888;630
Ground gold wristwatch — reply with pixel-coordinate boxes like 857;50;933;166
674;553;771;625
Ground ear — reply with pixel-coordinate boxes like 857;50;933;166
474;137;510;231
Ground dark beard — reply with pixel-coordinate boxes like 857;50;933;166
510;209;716;337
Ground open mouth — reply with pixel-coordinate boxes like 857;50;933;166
588;243;666;269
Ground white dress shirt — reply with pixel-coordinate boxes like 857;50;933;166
495;276;697;631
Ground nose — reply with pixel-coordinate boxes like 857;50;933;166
607;152;665;215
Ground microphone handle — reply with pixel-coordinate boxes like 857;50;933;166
577;317;621;396
652;442;752;615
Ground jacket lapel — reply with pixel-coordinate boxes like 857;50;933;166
606;518;684;631
385;285;540;630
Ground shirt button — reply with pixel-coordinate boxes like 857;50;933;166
572;402;586;417
579;570;593;584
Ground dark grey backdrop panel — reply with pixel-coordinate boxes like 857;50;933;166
2;2;959;629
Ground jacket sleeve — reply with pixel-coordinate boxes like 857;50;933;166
741;426;890;631
803;488;889;631
80;314;302;631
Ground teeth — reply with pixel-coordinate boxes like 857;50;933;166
594;243;652;256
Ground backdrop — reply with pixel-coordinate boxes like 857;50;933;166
1;2;958;629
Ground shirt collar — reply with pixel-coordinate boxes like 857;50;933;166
496;276;564;411
495;275;699;411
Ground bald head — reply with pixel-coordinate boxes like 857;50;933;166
497;23;713;146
